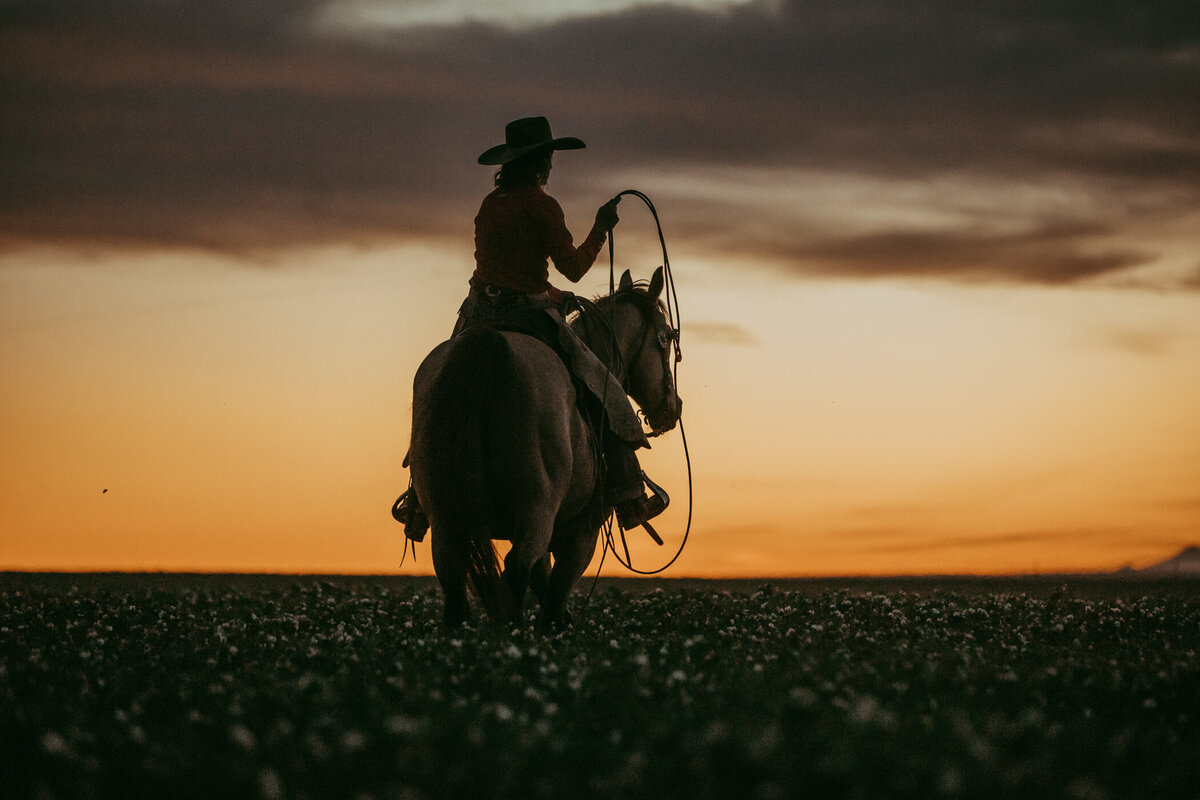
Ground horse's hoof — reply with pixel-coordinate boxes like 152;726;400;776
442;607;470;629
537;608;573;634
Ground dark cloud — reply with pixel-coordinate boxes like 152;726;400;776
2;0;1197;285
0;0;488;250
776;222;1156;285
1088;324;1184;357
1183;264;1200;290
687;321;760;346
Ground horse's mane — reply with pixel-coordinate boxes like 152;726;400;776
564;280;668;386
567;280;666;327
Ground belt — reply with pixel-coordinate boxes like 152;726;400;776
471;282;550;308
458;283;553;326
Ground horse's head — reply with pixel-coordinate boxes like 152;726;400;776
610;267;682;437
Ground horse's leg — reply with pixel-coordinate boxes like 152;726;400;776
431;531;470;628
502;509;556;625
529;555;552;606
540;517;600;631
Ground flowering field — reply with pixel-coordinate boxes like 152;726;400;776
2;576;1198;799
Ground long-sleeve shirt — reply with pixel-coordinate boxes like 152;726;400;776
472;185;607;294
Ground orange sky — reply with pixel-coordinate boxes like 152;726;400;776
2;0;1199;576
3;238;1197;577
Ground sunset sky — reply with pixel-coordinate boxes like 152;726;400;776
2;0;1198;577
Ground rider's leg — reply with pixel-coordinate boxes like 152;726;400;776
393;483;428;541
605;440;644;503
603;436;668;529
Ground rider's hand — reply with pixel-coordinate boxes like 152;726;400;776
595;198;620;232
547;285;573;305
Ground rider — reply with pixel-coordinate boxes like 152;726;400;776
395;116;668;538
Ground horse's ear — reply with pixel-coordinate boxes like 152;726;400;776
618;270;634;291
648;266;664;300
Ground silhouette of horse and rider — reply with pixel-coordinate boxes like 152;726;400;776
395;117;682;628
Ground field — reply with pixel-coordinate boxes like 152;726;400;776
2;574;1198;799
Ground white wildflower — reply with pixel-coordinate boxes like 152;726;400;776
41;731;68;755
258;768;283;800
229;724;257;751
341;730;367;753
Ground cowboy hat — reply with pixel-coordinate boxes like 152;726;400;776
477;116;586;165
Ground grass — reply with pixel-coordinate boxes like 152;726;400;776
2;575;1197;799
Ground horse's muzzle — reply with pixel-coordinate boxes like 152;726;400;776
646;396;682;437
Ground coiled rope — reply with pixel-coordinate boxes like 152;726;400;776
596;189;694;577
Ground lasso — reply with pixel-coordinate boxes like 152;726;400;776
595;189;694;577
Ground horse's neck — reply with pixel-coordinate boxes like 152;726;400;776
571;301;628;374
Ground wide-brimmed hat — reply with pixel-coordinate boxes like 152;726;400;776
477;117;586;165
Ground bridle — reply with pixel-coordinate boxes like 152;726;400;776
569;287;680;435
620;298;681;438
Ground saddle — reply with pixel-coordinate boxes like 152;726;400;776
455;283;607;435
481;313;608;447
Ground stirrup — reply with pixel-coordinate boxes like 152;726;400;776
639;472;670;546
615;472;670;544
642;471;670;510
392;488;428;542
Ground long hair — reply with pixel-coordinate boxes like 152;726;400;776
494;147;553;189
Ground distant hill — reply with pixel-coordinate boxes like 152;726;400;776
1136;545;1200;575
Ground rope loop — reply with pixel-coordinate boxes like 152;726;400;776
596;189;694;577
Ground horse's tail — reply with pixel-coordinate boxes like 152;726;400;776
418;327;514;622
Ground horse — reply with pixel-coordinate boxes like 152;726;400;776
407;267;682;629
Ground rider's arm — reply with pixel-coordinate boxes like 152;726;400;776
540;194;608;283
